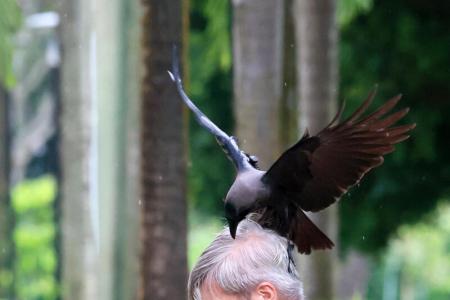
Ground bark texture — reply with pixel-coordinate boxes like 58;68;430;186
232;0;284;168
0;86;13;299
60;0;140;298
112;1;141;299
293;0;339;299
139;1;187;299
280;0;298;148
338;251;370;299
59;0;100;298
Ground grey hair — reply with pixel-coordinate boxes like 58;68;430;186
188;218;304;300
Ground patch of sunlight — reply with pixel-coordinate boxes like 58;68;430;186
351;292;363;300
384;199;450;298
188;213;224;270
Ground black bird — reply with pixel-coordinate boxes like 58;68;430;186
168;53;415;254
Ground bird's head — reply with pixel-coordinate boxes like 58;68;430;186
224;200;252;239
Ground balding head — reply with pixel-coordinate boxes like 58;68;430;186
188;218;304;300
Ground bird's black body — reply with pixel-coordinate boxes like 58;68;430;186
168;49;415;254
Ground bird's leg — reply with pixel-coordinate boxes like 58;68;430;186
287;240;296;273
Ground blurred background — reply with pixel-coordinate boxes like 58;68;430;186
0;0;449;299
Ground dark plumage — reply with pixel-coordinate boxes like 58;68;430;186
168;51;415;254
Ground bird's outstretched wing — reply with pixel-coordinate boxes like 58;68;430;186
262;89;416;212
168;47;251;171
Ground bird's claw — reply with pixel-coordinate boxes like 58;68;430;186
287;241;296;273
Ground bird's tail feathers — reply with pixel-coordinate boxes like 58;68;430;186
291;210;334;254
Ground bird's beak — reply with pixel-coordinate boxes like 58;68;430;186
228;220;238;239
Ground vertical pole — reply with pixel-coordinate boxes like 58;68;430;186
293;1;339;299
232;0;285;168
139;0;187;299
59;0;100;297
0;85;13;299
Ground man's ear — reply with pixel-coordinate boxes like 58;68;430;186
255;282;277;299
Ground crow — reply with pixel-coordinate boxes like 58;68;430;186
168;52;415;254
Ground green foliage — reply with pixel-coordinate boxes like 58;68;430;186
187;0;450;256
188;0;234;216
12;176;58;300
367;201;450;299
190;0;231;95
339;0;450;253
0;0;22;88
338;0;373;27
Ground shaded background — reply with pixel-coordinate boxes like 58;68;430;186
0;0;449;299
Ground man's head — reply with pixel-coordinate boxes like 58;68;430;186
188;219;304;300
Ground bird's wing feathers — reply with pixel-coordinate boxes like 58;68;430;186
262;89;415;212
168;47;251;171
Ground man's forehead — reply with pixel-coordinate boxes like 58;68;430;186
200;280;244;300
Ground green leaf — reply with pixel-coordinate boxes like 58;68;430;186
12;176;57;213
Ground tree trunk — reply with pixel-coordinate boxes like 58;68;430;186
293;0;339;299
94;0;141;299
60;0;140;298
338;251;370;299
139;1;187;299
0;85;13;299
232;0;284;168
280;0;298;148
111;1;141;299
59;0;100;298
